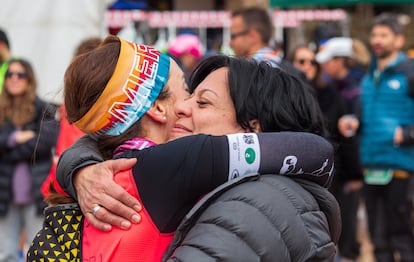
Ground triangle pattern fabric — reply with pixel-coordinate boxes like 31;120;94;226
27;203;83;261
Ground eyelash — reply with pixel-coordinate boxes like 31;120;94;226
196;100;208;106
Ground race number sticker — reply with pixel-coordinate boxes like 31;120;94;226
364;169;393;185
227;133;260;180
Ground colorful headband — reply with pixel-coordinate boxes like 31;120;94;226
75;38;170;136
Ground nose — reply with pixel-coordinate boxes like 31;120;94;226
174;97;192;118
229;39;234;49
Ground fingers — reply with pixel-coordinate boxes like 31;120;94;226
338;115;358;137
84;204;132;231
84;210;112;232
74;159;142;230
109;158;137;172
83;194;141;231
98;182;142;227
99;158;142;212
109;183;142;215
79;192;133;231
16;130;36;143
394;126;403;145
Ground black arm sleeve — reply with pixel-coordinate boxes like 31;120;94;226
56;135;103;199
56;132;334;214
257;132;334;187
116;132;334;232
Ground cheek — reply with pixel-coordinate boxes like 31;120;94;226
231;39;243;48
309;65;317;73
294;63;305;71
216;112;242;133
230;40;238;49
175;93;188;103
321;63;330;72
7;82;27;93
172;91;190;108
193;112;223;134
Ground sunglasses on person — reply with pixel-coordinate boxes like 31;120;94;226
295;58;317;66
230;29;249;40
6;71;28;79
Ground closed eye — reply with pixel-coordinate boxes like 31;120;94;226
196;100;209;106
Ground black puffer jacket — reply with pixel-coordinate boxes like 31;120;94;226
163;174;341;262
0;98;58;215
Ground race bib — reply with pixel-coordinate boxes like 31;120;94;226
364;169;393;185
227;133;260;180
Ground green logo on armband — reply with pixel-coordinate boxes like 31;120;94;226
245;148;256;164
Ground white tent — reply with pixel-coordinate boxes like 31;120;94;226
0;0;112;104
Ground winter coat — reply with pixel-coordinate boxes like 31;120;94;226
163;173;341;262
360;53;414;171
0;97;58;215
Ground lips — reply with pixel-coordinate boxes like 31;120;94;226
372;45;382;53
169;123;193;141
172;123;192;133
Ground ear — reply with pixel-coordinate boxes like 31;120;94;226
249;29;261;42
146;100;167;124
249;119;262;133
395;34;405;50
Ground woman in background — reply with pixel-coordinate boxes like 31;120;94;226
0;58;57;261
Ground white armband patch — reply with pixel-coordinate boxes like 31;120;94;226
227;133;261;181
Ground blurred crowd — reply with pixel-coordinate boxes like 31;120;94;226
1;5;414;262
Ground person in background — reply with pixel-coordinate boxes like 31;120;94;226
229;6;303;78
0;28;12;93
0;58;57;262
167;33;204;83
40;37;102;198
315;36;370;261
359;13;414;262
288;44;345;144
289;42;357;261
288;44;318;82
288;43;345;144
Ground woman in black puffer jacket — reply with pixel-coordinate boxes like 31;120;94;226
164;174;341;262
0;58;58;261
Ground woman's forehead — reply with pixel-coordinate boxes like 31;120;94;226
168;60;184;82
169;58;184;76
165;58;187;94
196;67;228;92
9;62;23;68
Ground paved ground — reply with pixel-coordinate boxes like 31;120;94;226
356;204;375;262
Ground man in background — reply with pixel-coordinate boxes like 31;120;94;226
360;13;414;262
229;7;302;77
316;36;367;261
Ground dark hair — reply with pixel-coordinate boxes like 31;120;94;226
64;36;118;124
0;28;9;49
0;58;37;126
287;43;309;63
73;37;102;57
189;55;326;136
64;35;170;159
372;13;404;35
232;7;273;45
